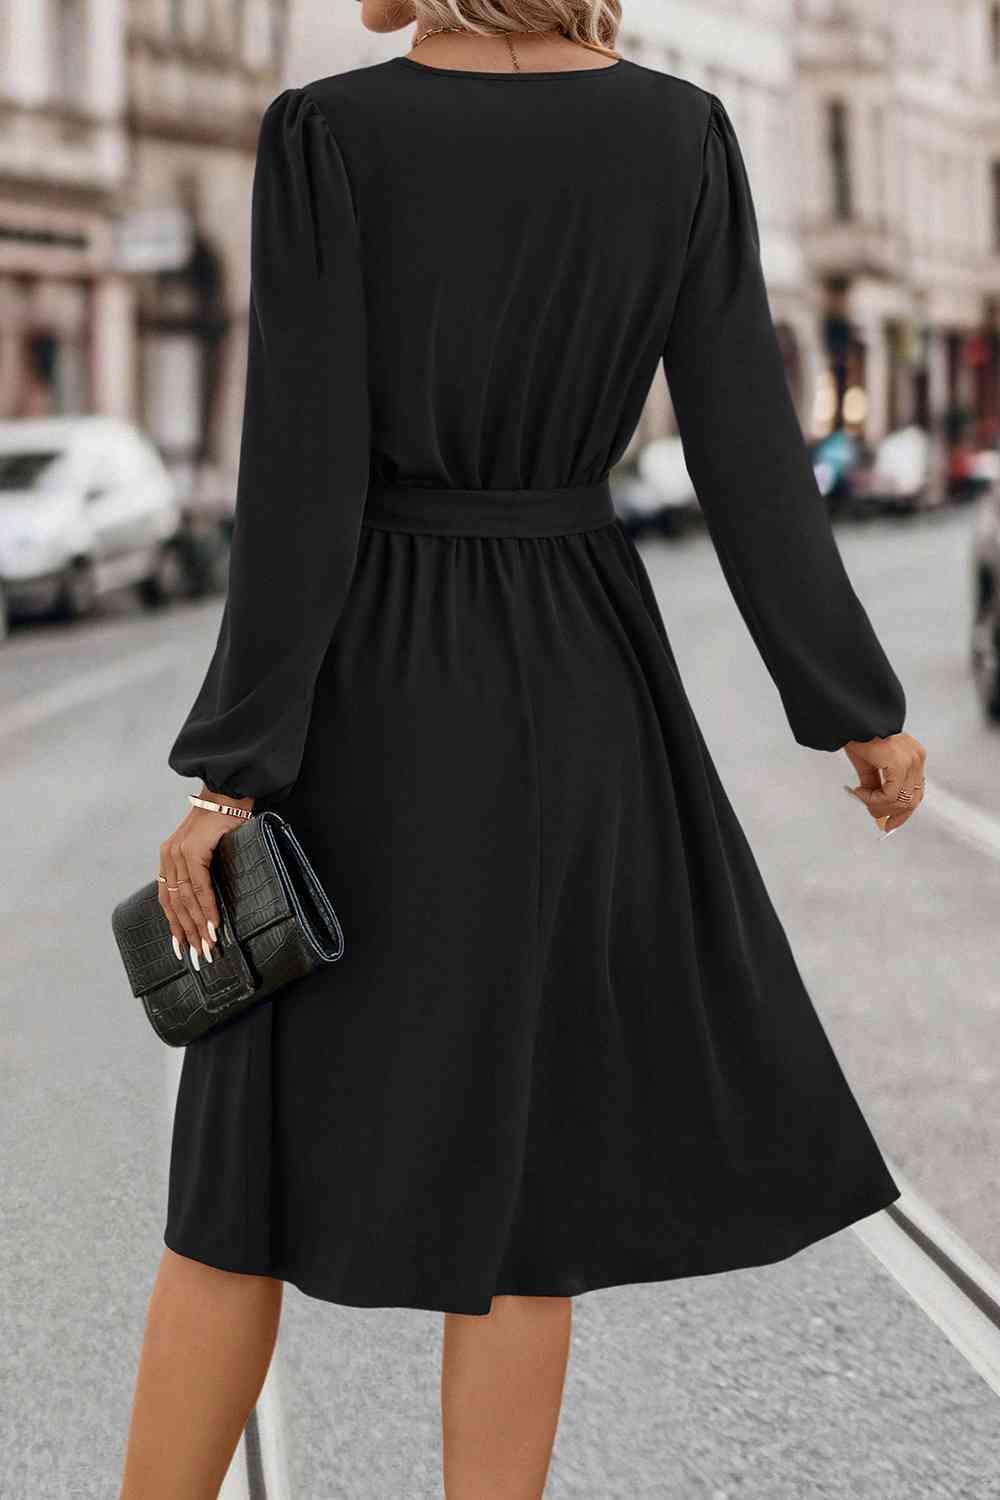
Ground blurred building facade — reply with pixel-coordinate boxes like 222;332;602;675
618;0;820;453
5;0;1000;479
0;0;285;504
124;0;286;504
624;0;1000;456
0;0;128;420
798;0;1000;451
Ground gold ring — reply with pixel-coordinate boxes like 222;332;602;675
157;875;168;884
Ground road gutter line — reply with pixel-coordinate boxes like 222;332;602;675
165;1049;292;1500
853;1163;1000;1398
0;643;182;742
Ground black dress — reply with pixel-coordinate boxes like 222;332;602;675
164;57;907;1316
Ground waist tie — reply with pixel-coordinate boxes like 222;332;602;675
362;478;616;539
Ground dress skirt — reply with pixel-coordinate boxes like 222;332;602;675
164;479;900;1316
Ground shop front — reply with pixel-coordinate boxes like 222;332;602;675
0;199;123;421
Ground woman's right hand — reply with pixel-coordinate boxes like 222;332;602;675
843;732;927;835
158;788;255;968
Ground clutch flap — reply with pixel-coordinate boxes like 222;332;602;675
111;882;186;999
111;878;258;1014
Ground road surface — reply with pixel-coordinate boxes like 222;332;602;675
3;503;998;1496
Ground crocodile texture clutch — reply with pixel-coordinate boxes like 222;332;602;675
111;811;344;1047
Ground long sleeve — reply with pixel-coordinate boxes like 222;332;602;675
662;94;906;752
168;87;370;800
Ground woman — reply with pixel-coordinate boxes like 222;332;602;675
120;3;927;1496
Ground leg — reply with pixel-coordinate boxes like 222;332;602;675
119;1247;284;1500
441;1294;573;1500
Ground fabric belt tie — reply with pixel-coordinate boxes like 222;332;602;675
362;478;616;539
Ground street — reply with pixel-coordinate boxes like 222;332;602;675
4;503;1000;1497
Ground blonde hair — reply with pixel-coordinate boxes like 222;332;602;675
410;0;622;60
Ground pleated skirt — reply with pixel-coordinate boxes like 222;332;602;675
164;479;900;1316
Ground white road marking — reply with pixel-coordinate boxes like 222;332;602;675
855;775;1000;1392
854;1164;1000;1398
250;1370;293;1500
920;775;1000;863
0;643;182;742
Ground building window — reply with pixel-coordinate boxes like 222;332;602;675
870;104;886;228
269;0;287;70
992;161;1000;252
53;0;87;107
827;99;853;222
241;0;272;67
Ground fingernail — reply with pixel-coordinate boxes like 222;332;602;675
881;827;899;840
207;921;217;943
843;785;857;797
189;944;200;972
202;939;214;964
172;936;183;963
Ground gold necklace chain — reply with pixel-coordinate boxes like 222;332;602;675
412;25;522;71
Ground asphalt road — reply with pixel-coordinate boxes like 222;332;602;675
3;502;999;1497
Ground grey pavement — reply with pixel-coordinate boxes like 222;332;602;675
2;504;999;1496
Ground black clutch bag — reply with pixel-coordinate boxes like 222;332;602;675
111;811;344;1047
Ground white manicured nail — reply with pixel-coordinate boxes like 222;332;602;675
202;939;214;964
172;936;183;963
189;944;200;972
207;921;217;943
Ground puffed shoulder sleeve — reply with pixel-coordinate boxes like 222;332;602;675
168;86;369;799
662;94;906;751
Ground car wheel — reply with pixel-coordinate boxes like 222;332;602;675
207;528;231;594
56;559;98;620
184;526;231;598
655;509;686;539
138;541;186;608
972;574;1000;720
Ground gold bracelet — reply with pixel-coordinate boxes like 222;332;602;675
188;794;253;820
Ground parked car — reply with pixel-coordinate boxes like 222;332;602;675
950;440;1000;504
849;424;936;515
0;416;183;637
613;437;701;539
971;475;1000;718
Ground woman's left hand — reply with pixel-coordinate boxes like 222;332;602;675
843;732;926;836
158;788;255;968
